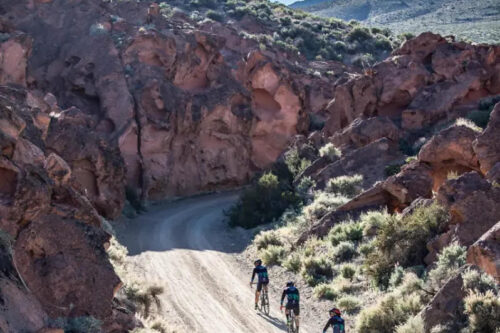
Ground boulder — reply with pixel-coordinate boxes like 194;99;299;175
418;124;480;189
330;116;401;150
467;221;500;282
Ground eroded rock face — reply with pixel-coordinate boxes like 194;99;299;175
418;124;480;189
324;32;500;135
426;172;500;263
0;86;129;327
473;102;500;176
467;221;500;282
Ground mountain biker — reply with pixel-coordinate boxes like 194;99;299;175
323;308;345;333
280;281;300;332
250;259;269;310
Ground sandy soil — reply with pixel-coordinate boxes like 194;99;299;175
117;192;317;333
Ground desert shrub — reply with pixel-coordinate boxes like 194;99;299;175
226;172;299;228
361;210;390;237
124;284;164;317
260;245;286;266
254;230;283;250
389;265;405;289
328;221;364;245
462;268;498;294
190;0;217;8
331;241;358;262
359;240;375;257
319;143;341;160
285;147;311;176
428;242;466;291
283;252;302;273
326;174;363;197
304;192;349;221
335;278;363;294
357;292;423;333
295;176;316;200
365;203;448;288
313;283;339;300
340;264;356;280
206;10;223;22
338;296;361;314
447;170;459;180
302;237;324;257
150;319;169;333
49;317;102;333
347;27;372;42
464;290;500;333
455;118;482;132
302;255;334;286
396;315;425;333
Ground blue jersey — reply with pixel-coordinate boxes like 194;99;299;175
251;265;269;283
323;315;345;333
281;286;300;305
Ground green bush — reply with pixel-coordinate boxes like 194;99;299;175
302;255;334;286
304;192;349;221
283;252;302;273
319;143;341;160
385;163;402;176
285;147;311;176
260;245;286;266
464;290;500;333
462;268;498;294
331;241;358;262
428;242;466;291
313;283;339;300
455;118;482;132
357;292;423;333
389;265;405;289
340;264;356;280
338;296;361;314
226;172;300;228
326;174;363;197
254;230;283;250
295;176;316;199
365;203;448;288
361;210;390;237
206;10;223;22
328;221;364;245
347;27;372;42
396;315;425;333
359;240;375;257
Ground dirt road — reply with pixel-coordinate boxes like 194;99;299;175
119;192;313;333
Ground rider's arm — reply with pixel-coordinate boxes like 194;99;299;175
322;318;332;332
250;268;257;283
280;289;286;306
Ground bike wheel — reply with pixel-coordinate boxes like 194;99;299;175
290;313;296;333
261;290;270;315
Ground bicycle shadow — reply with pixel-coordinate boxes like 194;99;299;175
256;312;288;331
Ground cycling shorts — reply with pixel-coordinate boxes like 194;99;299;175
257;280;269;292
286;303;300;315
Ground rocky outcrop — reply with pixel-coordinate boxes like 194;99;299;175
418;124;480;189
473;102;500;176
426;172;500;263
467;221;500;282
0;86;131;328
324;32;500;135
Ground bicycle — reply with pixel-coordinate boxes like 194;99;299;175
251;283;270;315
284;307;297;333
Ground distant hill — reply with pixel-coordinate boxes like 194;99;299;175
289;0;500;44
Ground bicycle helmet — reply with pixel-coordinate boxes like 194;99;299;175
286;281;295;287
254;259;262;265
329;308;341;316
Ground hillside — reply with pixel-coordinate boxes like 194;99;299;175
290;0;500;44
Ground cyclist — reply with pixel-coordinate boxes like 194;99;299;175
323;308;345;333
280;281;300;332
250;259;269;310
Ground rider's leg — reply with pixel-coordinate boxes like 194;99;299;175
255;290;260;306
285;308;290;322
295;315;300;329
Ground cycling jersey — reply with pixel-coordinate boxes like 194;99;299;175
251;265;269;284
281;286;300;306
323;315;345;333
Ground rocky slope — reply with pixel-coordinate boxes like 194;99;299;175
291;0;500;44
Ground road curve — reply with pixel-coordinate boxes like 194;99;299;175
118;192;310;333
